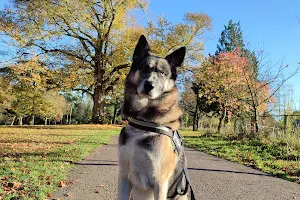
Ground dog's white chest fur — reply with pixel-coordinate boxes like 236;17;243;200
134;96;149;110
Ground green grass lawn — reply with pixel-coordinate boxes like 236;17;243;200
0;125;121;200
181;131;300;184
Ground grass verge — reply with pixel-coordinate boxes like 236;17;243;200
0;125;121;200
181;131;300;184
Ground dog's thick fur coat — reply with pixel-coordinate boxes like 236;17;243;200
118;35;188;200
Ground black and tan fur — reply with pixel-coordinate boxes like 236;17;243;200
118;35;187;200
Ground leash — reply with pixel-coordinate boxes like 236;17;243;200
128;118;196;200
183;167;195;200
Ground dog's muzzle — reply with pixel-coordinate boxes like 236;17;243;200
143;80;154;94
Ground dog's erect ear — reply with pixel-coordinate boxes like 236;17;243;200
165;47;186;67
133;35;150;62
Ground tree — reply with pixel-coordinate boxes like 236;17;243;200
240;51;299;135
0;0;148;123
38;91;69;125
216;20;258;76
216;20;245;54
191;82;220;131
193;50;252;132
180;84;197;128
7;57;54;125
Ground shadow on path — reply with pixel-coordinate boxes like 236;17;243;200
188;167;271;177
74;162;118;166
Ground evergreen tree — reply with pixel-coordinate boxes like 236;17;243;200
216;20;258;76
216;20;245;54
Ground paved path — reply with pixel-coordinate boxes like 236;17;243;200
52;137;300;200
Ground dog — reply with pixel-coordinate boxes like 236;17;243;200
118;35;190;200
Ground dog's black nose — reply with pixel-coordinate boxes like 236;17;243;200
144;80;154;94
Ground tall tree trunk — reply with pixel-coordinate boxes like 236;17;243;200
92;89;105;124
66;114;69;124
197;116;201;129
253;106;259;135
69;105;72;124
19;116;23;126
218;107;226;133
283;114;288;135
30;115;35;125
11;116;16;126
92;60;105;124
193;98;200;131
112;103;118;124
45;118;47;125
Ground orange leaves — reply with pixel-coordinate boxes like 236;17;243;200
193;49;268;115
58;181;66;187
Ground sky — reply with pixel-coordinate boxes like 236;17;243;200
0;0;300;107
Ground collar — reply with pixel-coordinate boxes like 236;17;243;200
128;118;174;138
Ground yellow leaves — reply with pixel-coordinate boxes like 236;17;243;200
39;91;69;120
0;76;15;111
146;12;211;65
10;56;52;90
184;12;212;32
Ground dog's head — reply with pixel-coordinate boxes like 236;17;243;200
128;35;186;99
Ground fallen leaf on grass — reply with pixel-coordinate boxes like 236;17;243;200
58;181;66;187
7;182;22;189
46;193;52;198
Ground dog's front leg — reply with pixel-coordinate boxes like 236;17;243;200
154;181;169;200
118;175;132;200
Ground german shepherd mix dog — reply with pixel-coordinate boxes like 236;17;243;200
118;35;193;200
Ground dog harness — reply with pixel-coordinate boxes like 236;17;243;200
128;118;196;200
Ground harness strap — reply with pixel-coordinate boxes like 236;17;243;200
128;118;178;153
128;118;173;138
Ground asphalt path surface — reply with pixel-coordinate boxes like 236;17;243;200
52;137;300;200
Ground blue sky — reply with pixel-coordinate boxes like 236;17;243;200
1;0;300;107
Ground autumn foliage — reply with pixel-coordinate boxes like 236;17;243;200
193;49;272;120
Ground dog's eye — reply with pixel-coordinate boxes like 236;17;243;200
159;70;167;76
159;71;165;76
154;68;166;76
